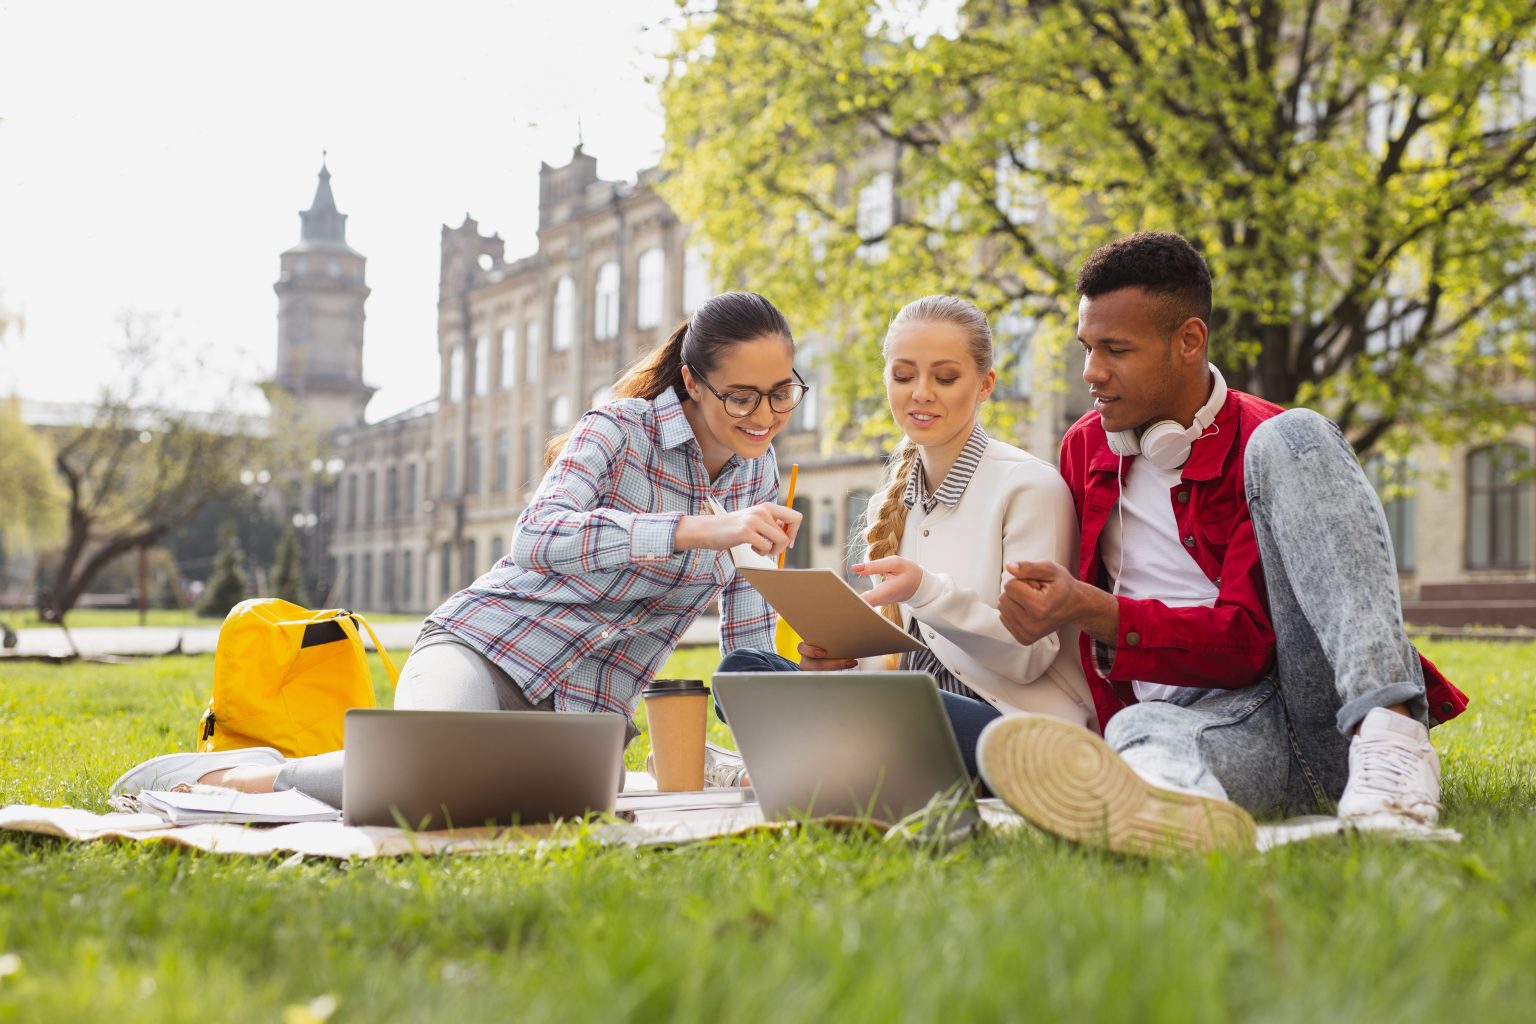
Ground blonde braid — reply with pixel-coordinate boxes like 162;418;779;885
863;438;921;626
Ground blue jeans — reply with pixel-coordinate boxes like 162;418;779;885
715;649;1002;785
1107;409;1430;818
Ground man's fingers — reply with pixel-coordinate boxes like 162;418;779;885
1005;559;1059;581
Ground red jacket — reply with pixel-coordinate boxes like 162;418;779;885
1058;389;1467;733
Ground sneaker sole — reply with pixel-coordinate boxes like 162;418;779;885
977;715;1257;858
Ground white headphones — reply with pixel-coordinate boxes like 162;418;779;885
1105;364;1228;471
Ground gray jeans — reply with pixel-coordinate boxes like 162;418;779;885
274;624;639;808
1108;409;1429;818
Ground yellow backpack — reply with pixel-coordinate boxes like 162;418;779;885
196;599;400;758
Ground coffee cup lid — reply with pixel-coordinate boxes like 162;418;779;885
641;677;709;697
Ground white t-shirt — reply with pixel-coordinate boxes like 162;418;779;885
1098;457;1219;703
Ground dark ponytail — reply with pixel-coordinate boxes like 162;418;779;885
545;291;793;466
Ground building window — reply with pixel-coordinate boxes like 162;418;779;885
996;138;1041;225
364;470;377;525
472;335;490;397
448;344;464;403
521;423;538;486
1365;456;1418;572
843;489;874;589
466;436;483;494
464;539;478;589
494;429;510;492
550;394;573;432
439;541;452;596
346;474;358;527
405;463;417;520
552;275;576;351
791;364;818;433
784;497;814;569
994;305;1039;399
490;535;505;567
500;325;517;389
385;467;398;519
683;245;710;313
361;553;373;610
526;320;542;382
444;441;458;496
1467;444;1533;569
594;261;621;340
343;554;355;607
382;552;394;610
402;551;413;610
636;247;665;329
856;172;893;261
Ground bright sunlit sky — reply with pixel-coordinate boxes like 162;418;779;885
0;0;680;419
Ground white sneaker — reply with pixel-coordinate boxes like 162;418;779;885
703;742;750;788
976;714;1257;858
109;747;286;796
1337;707;1441;830
642;741;750;788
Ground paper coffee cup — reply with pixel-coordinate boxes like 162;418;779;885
642;678;709;791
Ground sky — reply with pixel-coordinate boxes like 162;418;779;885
0;0;680;419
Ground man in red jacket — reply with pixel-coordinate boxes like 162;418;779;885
977;231;1467;856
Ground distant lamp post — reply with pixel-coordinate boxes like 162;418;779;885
302;457;345;605
239;466;274;592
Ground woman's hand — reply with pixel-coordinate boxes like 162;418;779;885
674;503;802;558
796;642;858;672
851;556;924;607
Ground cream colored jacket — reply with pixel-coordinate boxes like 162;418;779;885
877;437;1097;730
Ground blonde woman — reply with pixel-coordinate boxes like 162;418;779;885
718;295;1094;780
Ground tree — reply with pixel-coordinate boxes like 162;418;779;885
660;0;1536;454
198;523;250;618
39;315;266;625
0;292;63;558
0;398;62;553
270;525;308;606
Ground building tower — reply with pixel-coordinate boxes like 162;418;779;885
264;160;375;432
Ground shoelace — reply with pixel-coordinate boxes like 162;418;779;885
1351;736;1436;811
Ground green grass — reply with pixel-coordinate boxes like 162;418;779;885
6;609;425;629
1;642;1533;1022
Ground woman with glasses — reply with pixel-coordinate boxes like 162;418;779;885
111;291;810;803
716;295;1095;786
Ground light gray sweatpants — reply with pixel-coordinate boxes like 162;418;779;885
273;624;637;807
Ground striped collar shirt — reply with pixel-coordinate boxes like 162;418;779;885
898;422;991;702
428;387;779;716
903;423;990;513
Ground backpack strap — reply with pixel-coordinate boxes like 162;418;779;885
347;612;400;687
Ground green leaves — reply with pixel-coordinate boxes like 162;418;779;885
661;0;1536;453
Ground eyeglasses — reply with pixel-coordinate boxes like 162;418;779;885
687;366;810;418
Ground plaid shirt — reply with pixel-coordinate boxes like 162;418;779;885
429;387;779;716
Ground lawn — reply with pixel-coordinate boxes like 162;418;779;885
1;641;1533;1023
6;609;424;629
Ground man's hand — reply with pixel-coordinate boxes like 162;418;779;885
1000;560;1120;647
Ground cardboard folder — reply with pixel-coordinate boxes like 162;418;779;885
736;567;927;661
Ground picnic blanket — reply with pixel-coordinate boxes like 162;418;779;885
0;770;1458;860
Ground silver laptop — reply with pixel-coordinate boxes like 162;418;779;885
343;709;625;829
713;672;979;828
